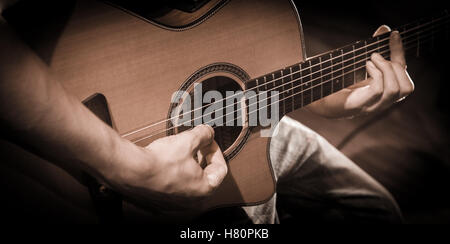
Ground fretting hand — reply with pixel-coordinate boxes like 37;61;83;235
307;25;415;118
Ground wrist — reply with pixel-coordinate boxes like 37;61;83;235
99;136;155;192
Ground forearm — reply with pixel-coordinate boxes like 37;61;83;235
0;17;144;182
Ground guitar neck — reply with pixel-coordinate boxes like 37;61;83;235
245;11;450;117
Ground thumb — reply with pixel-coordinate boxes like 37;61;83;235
185;124;215;152
201;141;227;193
373;24;391;37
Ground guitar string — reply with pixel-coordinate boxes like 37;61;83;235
131;35;429;143
121;17;449;138
130;26;446;141
219;34;439;126
131;31;441;143
122;15;449;137
121;17;448;138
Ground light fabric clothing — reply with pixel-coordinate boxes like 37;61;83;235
242;116;402;223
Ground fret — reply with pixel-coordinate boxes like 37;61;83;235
301;61;312;107
278;69;285;117
292;64;302;109
353;41;366;82
267;74;275;119
319;57;324;98
289;67;295;111
365;36;380;64
255;78;260;93
270;70;283;117
251;78;261;122
282;67;293;115
331;50;344;93
377;33;390;54
339;49;345;90
366;35;378;56
373;32;390;51
364;40;369;80
273;70;282;87
342;44;355;88
320;53;332;97
329;53;334;93
262;76;268;91
261;75;270;119
310;57;321;102
352;44;356;86
364;40;368;67
265;73;274;91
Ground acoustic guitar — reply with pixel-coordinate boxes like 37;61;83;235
2;0;448;221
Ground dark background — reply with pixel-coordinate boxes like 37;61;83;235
1;0;449;223
292;0;450;223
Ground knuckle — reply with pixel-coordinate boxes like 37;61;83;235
403;82;414;94
201;124;214;140
405;78;415;94
406;82;415;93
221;165;228;176
217;165;228;178
392;62;406;70
370;52;378;61
400;85;414;98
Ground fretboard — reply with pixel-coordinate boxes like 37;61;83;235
245;11;450;118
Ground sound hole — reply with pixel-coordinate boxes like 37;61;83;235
174;76;244;153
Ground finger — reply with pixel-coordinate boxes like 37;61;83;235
392;62;415;98
365;60;384;100
373;25;391;37
366;53;400;112
340;61;384;112
185;124;215;152
199;141;227;195
389;31;406;67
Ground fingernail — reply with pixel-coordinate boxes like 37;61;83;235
392;30;400;38
367;60;374;68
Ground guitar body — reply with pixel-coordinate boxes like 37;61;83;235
2;0;306;219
